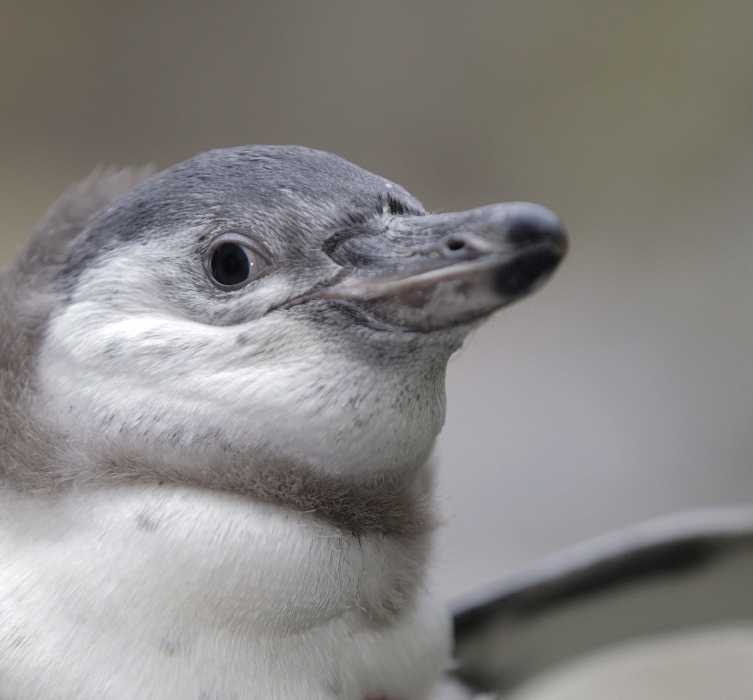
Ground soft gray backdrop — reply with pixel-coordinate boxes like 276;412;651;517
2;2;753;600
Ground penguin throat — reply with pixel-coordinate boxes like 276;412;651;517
92;443;439;538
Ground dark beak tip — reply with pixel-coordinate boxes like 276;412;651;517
493;246;563;298
492;204;568;300
503;203;568;251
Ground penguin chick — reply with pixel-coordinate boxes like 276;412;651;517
0;146;566;700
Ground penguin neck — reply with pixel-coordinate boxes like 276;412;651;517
0;482;432;624
165;450;441;537
31;430;441;536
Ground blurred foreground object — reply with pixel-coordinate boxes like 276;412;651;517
452;506;753;696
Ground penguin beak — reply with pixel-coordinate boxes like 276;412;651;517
309;202;567;331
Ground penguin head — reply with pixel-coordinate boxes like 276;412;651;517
4;146;566;520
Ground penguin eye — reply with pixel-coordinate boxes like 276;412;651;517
205;234;268;290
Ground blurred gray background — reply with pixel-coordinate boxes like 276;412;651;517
2;2;753;603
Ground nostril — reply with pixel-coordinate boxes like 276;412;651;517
440;233;492;259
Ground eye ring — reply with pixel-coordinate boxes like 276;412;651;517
204;233;269;290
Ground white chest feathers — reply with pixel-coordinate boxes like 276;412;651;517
0;485;451;699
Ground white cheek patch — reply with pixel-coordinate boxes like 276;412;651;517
37;246;445;476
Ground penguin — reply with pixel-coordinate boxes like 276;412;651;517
0;146;566;699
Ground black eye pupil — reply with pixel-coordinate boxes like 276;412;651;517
210;242;251;286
